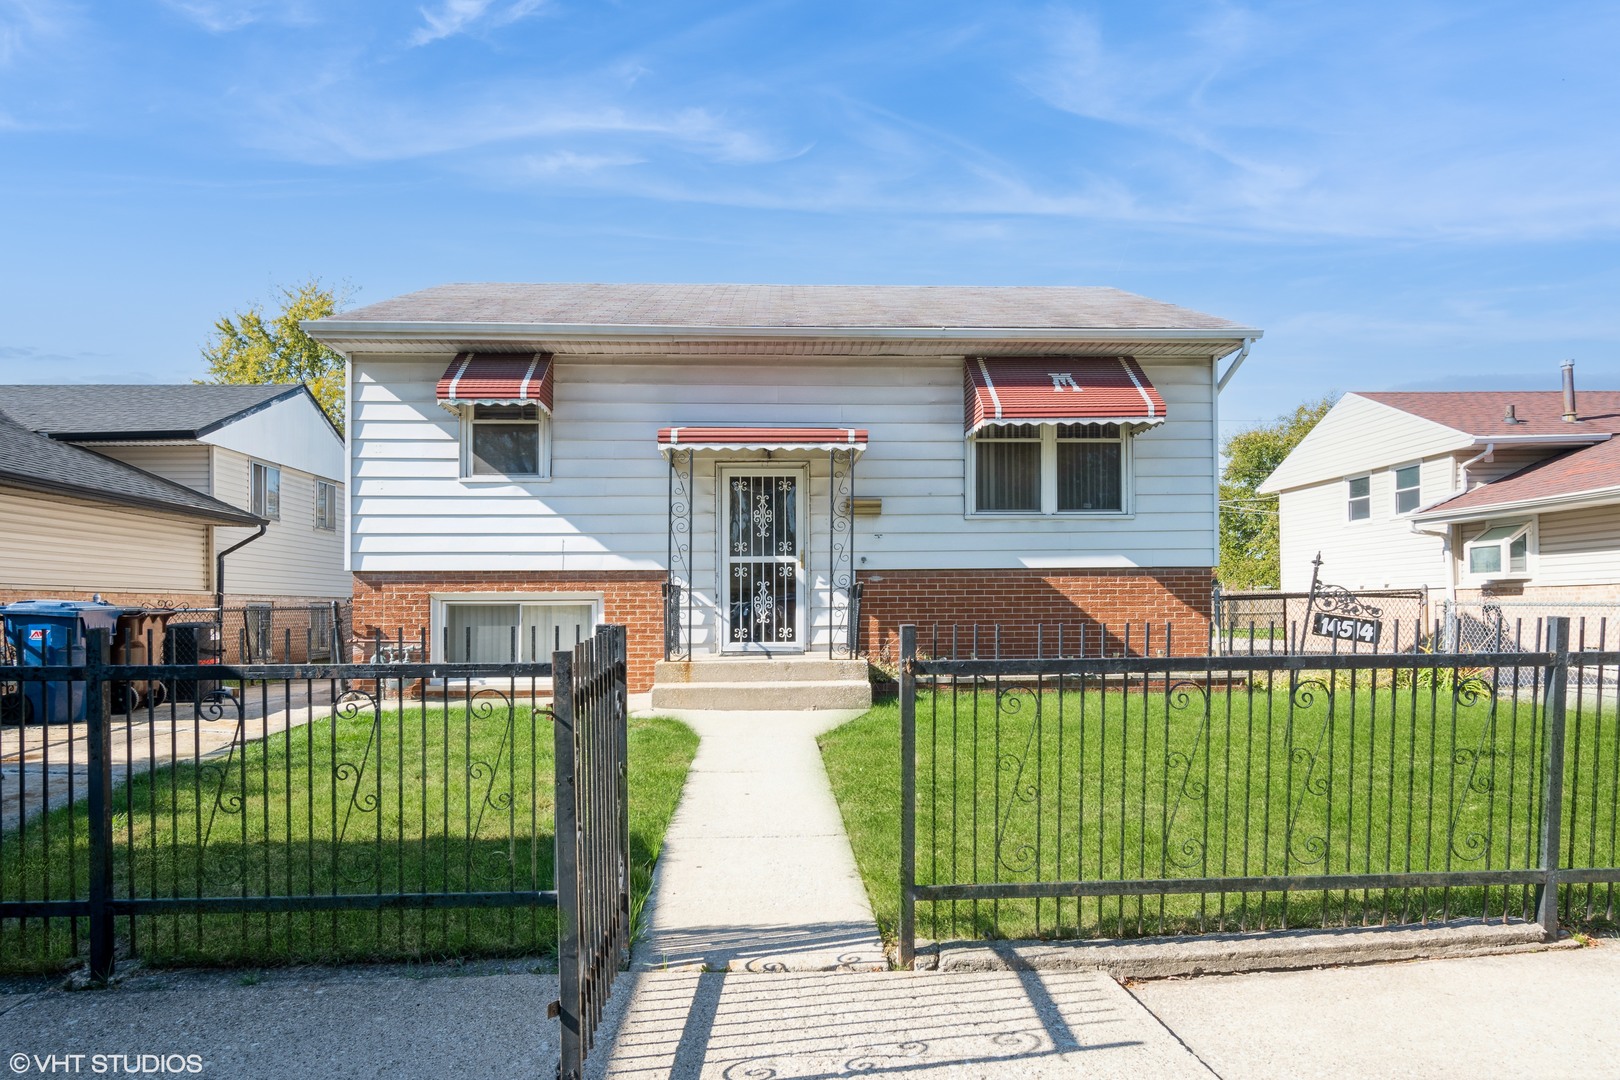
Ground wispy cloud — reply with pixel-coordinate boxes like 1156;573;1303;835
410;0;546;46
0;0;68;67
158;0;318;33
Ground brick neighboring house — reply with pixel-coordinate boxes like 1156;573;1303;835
0;383;350;658
1260;367;1620;610
306;283;1260;697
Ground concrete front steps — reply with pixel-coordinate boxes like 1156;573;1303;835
650;657;872;711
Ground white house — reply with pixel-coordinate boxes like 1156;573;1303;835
1258;368;1620;610
306;283;1260;700
0;383;349;658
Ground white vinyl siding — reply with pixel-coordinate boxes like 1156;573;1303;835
1530;504;1620;587
212;446;348;597
1275;455;1453;591
350;353;1218;653
0;487;211;593
86;444;212;493
1259;394;1472;495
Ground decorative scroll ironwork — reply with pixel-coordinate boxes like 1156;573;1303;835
1162;679;1214;871
829;447;857;658
992;685;1043;876
664;448;694;661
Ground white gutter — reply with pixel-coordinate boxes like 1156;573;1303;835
1458;442;1495;491
302;320;1265;346
1216;336;1255;393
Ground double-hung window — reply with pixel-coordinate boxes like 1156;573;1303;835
314;480;338;531
972;423;1127;515
1393;464;1421;514
1465;522;1532;578
250;462;280;520
1347;475;1370;521
464;404;549;479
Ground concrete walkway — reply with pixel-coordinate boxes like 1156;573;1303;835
5;943;1617;1078
632;708;886;972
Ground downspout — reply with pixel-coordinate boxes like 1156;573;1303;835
215;524;267;613
1216;337;1255;394
1408;442;1495;616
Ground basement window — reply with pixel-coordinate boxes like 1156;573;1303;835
440;599;598;663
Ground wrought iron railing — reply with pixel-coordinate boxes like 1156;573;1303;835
897;617;1620;966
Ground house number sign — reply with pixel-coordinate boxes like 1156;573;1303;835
1311;611;1381;646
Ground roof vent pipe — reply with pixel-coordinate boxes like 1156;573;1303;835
1504;404;1518;424
1563;360;1578;422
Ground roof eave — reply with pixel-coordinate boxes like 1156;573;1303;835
0;472;266;527
1413;486;1620;524
303;319;1262;347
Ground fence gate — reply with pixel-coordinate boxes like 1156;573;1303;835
552;625;631;1080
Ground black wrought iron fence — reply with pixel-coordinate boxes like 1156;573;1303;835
0;626;631;1071
897;618;1620;965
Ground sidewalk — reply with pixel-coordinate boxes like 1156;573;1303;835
631;708;886;972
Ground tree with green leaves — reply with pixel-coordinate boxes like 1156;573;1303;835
200;278;353;430
1218;394;1337;589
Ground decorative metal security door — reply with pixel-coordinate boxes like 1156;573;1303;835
722;469;806;650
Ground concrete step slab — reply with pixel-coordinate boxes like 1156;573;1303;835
655;658;870;684
650;680;872;711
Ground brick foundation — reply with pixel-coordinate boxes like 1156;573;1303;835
352;572;666;693
856;568;1215;661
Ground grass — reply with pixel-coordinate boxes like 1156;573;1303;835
822;679;1620;945
0;706;696;974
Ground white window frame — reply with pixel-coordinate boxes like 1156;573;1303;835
1463;520;1535;581
314;480;338;531
459;404;551;482
1392;463;1422;515
250;461;280;520
429;592;604;666
1346;474;1371;522
966;423;1133;517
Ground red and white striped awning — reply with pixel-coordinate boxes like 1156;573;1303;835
964;356;1165;433
436;353;554;412
657;426;867;454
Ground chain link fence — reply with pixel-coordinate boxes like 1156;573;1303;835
1443;599;1620;690
1213;588;1431;654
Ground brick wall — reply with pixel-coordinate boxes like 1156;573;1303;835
0;587;216;609
352;571;666;693
857;567;1215;661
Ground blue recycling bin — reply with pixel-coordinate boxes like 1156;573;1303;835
1;600;125;724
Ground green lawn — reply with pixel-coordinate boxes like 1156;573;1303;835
822;680;1620;945
1;706;696;973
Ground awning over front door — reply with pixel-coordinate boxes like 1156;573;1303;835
436;352;554;413
964;356;1165;433
657;426;867;454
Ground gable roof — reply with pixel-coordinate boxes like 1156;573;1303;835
322;283;1248;333
0;383;304;441
0;409;264;525
1359;390;1620;438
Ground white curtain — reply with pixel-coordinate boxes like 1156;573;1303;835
445;602;595;662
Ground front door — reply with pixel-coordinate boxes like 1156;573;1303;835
721;467;806;652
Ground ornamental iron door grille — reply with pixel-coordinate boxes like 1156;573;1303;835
724;470;804;650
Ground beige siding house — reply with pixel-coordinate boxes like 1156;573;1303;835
1259;375;1620;611
0;385;349;650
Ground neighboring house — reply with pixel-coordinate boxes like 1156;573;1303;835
306;282;1259;696
1258;369;1620;608
0;383;349;656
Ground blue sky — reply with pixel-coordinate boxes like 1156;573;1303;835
2;0;1617;433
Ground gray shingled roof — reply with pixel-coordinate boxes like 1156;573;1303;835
0;409;263;525
0;383;300;440
322;283;1245;331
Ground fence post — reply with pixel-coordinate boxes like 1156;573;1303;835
898;624;917;969
552;647;582;1080
1537;616;1570;942
86;629;115;981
